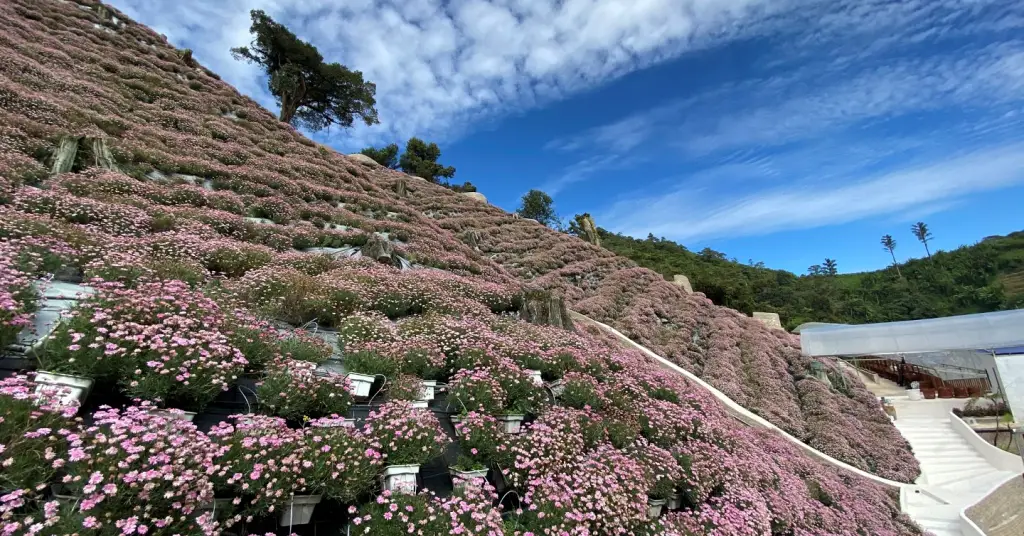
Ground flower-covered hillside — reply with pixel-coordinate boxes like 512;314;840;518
399;185;920;481
0;2;923;535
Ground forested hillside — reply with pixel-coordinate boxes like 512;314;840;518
598;229;1024;329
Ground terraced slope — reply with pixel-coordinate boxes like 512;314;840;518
0;1;923;534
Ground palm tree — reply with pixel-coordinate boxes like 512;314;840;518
881;234;902;277
823;258;838;276
911;222;933;257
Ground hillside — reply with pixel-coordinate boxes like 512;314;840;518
0;1;922;535
597;229;1024;329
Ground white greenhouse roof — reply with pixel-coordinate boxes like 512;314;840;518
799;309;1024;357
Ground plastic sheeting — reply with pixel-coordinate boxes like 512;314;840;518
800;309;1024;357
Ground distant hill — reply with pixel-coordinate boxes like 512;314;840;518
598;229;1024;329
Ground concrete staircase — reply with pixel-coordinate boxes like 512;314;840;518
893;399;1018;536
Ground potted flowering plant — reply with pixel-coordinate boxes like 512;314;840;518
62;405;218;534
629;439;685;519
305;424;382;504
385;373;430;408
0;375;78;495
257;358;354;420
450;411;503;490
208;415;323;526
492;362;547;433
349;485;504;534
362;402;448;493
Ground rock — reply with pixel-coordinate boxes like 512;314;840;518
347;153;381;167
672;275;693;294
244;217;275;225
89;137;119;171
577;214;600;247
461;230;482;251
360;234;395;263
461;192;487;203
519;290;574;331
395;179;408;198
51;135;81;174
752;312;783;330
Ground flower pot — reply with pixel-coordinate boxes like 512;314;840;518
548;379;565;398
278;494;322;526
938;387;954;399
347;372;375;397
420;380;437;402
450;414;464;436
383;464;419;494
498;414;525;434
666;492;682;510
647;498;667;519
34;371;93;406
525;369;543;386
451;467;489;492
199;497;235;514
149;408;197;422
953;386;969;398
922;388;937;400
410;400;429;409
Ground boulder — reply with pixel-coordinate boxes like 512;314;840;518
672;275;693;294
519;290;574;331
360;234;395;263
347;153;381;167
461;191;487;203
461;230;482;251
752;312;783;330
578;214;600;247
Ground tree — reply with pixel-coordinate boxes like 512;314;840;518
911;222;933;257
881;234;902;278
516;190;557;227
808;265;824;276
398;138;455;183
360;143;399;169
823;258;838;276
232;10;379;130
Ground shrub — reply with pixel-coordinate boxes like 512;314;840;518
451;411;504;471
0;242;38;350
448;368;506;414
0;375;78;493
257;359;353;420
305;424;381;503
362;402;447;466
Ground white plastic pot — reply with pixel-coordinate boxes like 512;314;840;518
906;388;923;401
647;498;667;520
666;492;682;510
420;380;437;401
525;369;543;386
348;372;375;397
410;400;429;409
498;414;525;434
383;465;419;494
149;408;197;422
451;468;489;492
278;494;322;526
34;371;93;406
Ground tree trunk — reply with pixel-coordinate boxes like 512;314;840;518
924;242;931;257
89;138;119;171
279;92;298;124
890;251;902;278
394;178;408;198
519;290;574;331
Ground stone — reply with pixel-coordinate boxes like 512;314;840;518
244;217;275;225
51;135;81;174
462;230;482;251
519;290;574;331
346;153;381;167
461;191;487;203
752;312;783;330
89;137;119;171
360;234;395;263
577;214;600;247
672;275;693;294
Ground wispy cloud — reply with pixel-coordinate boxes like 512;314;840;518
108;0;792;149
602;142;1024;241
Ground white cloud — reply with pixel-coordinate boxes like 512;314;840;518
601;142;1024;241
108;0;792;149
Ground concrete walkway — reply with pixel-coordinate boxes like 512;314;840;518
893;399;1019;536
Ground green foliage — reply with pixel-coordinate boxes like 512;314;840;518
359;143;399;168
516;189;557;227
231;10;378;130
597;228;1024;330
398;137;455;183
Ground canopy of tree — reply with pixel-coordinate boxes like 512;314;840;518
517;190;558;227
232;10;379;131
360;143;399;169
596;228;1024;330
398;138;455;183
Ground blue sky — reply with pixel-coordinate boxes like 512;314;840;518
110;0;1024;274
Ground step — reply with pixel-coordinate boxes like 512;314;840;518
933;469;1016;493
